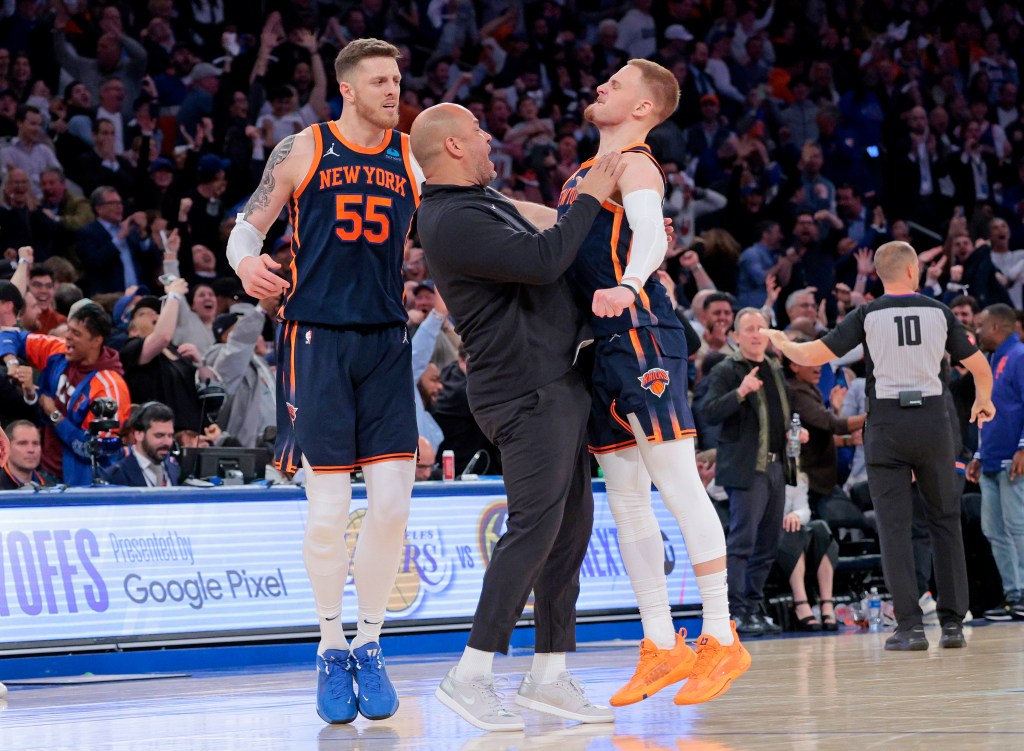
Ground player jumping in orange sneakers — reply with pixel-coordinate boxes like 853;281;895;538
557;59;750;708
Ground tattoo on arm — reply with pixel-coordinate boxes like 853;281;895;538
242;134;297;220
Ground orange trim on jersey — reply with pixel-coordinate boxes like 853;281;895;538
328;121;391;155
610;399;633;434
288;321;298;397
284;207;300;307
294;124;323;198
677;429;697;440
627;328;646;367
399;132;420;206
609;208;625;283
291;196;301;251
358;452;416;467
589;439;638;455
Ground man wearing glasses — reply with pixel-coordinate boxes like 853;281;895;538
76;186;158;296
27;266;65;334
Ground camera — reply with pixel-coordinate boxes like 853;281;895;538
88;398;123;483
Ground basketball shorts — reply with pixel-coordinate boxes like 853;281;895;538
274;321;418;474
588;325;697;454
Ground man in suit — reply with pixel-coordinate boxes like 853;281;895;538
76;186;157;295
105;401;180;487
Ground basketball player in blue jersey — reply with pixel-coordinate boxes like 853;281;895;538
557;60;750;706
226;39;425;725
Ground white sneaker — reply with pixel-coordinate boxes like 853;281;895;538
964;609;973;624
515;672;614;724
436;668;525;732
0;681;6;698
919;591;939;623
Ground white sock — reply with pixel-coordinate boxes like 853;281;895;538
696;570;733;645
631;575;677;650
531;652;567;684
456;646;494;681
351;606;385;650
597;448;677;650
318;615;350;655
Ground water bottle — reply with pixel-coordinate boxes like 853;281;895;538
787;413;802;459
868;587;882;630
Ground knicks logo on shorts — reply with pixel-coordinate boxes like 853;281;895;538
639;368;670;397
286;402;298;425
305;330;312;345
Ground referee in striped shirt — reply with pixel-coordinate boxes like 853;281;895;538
764;241;995;652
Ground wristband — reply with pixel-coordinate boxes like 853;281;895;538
17;257;30;265
617;283;641;306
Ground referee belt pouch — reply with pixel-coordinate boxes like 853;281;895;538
898;390;923;408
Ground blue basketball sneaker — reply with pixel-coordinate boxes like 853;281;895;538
351;642;400;720
316;649;358;724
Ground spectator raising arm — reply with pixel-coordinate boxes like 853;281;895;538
11;246;32;295
137;278;188;366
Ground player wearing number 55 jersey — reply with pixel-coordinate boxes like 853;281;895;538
226;39;424;726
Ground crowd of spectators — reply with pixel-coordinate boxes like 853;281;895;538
0;0;1023;623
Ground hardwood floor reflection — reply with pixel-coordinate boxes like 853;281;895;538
3;622;1022;750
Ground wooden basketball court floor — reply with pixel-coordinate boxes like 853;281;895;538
3;622;1022;751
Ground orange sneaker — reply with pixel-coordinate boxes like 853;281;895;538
673;621;751;705
610;629;696;707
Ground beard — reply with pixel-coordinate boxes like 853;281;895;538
584;102;599;124
142;438;170;464
351;94;400;130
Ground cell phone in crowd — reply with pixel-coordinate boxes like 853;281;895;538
159;229;170;248
159;273;178;287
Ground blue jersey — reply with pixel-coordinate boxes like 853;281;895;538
281;122;420;327
556;143;680;338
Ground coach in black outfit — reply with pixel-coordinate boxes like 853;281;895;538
765;241;995;652
412;104;622;681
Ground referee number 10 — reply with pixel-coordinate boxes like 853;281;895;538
335;194;393;244
893;315;922;346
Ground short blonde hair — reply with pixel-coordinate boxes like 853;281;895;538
628;58;680;123
334;38;401;83
874;241;918;283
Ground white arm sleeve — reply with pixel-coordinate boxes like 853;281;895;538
226;214;268;272
620;189;667;292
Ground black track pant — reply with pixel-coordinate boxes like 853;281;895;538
467;370;594;654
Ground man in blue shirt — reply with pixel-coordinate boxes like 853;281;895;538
968;303;1024;621
737;220;782;308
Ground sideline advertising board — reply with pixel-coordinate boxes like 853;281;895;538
0;485;700;650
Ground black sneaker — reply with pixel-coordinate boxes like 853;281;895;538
753;612;782;635
939;622;966;649
884;625;929;651
734;613;765;637
983;596;1017;621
